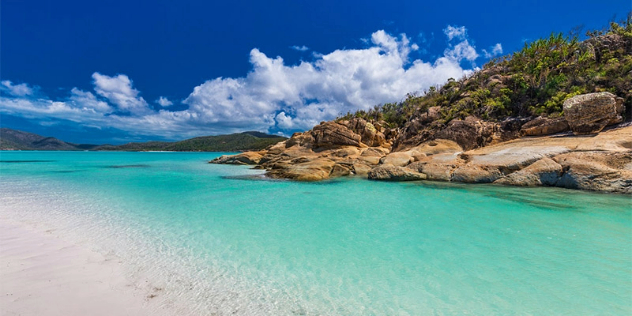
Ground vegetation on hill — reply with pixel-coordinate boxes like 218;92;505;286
95;132;287;152
0;128;82;150
0;128;287;152
338;17;632;127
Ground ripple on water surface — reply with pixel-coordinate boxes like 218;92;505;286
0;151;630;315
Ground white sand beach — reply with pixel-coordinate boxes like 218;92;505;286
0;219;164;316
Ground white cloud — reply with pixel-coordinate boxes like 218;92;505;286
275;112;294;129
290;45;309;52
156;96;173;107
444;25;467;41
1;80;33;96
0;27;492;139
92;73;149;113
483;43;503;58
445;40;479;62
69;88;112;112
183;29;478;131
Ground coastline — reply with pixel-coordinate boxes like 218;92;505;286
0;218;168;316
211;123;632;194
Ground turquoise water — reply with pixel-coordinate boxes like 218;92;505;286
1;151;631;315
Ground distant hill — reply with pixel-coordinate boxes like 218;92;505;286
0;128;287;152
0;128;82;150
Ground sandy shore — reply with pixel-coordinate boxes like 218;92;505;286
0;219;163;316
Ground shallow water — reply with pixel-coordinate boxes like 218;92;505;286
1;151;630;315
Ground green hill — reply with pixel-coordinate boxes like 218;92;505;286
338;18;631;127
0;128;80;150
94;132;287;152
0;128;287;152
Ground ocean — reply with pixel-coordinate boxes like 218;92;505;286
1;151;630;315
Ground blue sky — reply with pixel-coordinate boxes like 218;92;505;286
1;0;629;144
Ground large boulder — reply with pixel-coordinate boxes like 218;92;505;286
380;152;414;167
358;147;389;165
494;158;563;186
418;106;441;124
435;116;498;150
520;116;569;136
330;163;353;177
409;139;463;156
553;151;632;193
267;158;336;181
406;153;463;181
368;165;427;181
285;132;315;148
345;118;388;147
563;92;624;135
451;165;503;183
210;151;264;165
311;122;363;148
351;163;373;176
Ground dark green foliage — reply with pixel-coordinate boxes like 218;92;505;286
0;128;287;152
338;17;632;127
94;132;287;151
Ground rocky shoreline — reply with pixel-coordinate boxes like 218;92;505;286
211;92;631;194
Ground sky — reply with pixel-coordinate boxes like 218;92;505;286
1;0;630;144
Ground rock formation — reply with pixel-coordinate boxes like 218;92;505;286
520;116;569;136
563;92;624;135
368;165;427;181
211;93;632;194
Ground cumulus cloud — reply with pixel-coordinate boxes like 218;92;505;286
444;25;467;41
183;29;478;131
156;96;173;107
290;45;309;52
69;88;112;113
92;73;149;113
0;26;493;140
445;40;479;62
1;80;34;96
483;43;503;58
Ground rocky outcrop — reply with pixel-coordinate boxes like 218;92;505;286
367;165;426;181
553;151;632;193
451;165;504;183
343;118;388;147
563;92;624;135
312;121;363;148
495;158;563;186
211;108;631;193
267;158;336;181
520;116;569;136
418;106;441;124
583;33;631;63
380;152;414;167
210;151;264;165
434;116;499;150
